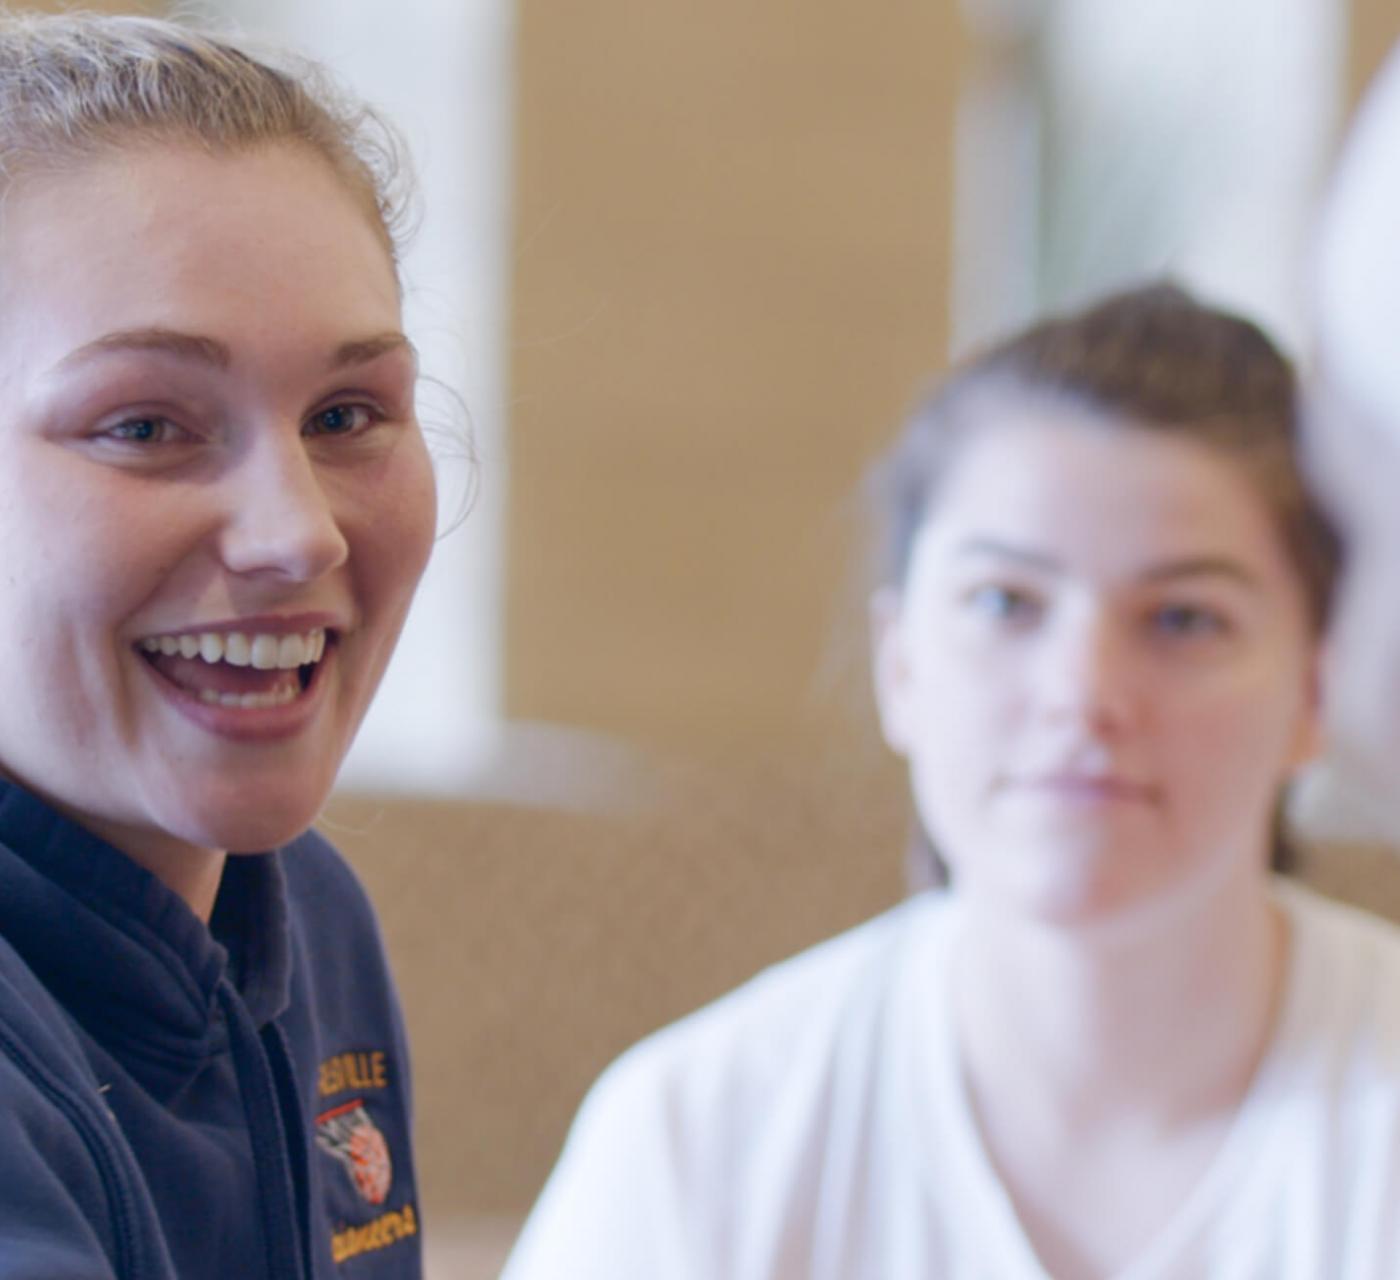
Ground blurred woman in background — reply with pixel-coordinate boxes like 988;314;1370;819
505;285;1400;1279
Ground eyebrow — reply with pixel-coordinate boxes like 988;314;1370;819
955;537;1061;572
51;327;414;374
1139;555;1261;590
955;537;1262;590
328;332;416;370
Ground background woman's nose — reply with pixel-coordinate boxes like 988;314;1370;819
216;435;350;583
1035;611;1137;732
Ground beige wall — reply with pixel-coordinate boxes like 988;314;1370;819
1350;0;1400;109
506;3;962;757
503;1;1399;762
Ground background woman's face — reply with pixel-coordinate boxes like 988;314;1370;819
0;142;437;863
873;408;1321;927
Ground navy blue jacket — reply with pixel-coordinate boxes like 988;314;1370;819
0;779;422;1278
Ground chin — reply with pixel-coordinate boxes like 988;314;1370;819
161;774;337;855
1001;882;1123;929
175;805;321;855
984;844;1164;931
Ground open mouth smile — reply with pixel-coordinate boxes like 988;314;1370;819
136;627;332;710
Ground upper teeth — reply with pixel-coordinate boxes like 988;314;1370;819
138;629;327;669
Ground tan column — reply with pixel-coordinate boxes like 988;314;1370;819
507;3;962;756
1349;0;1400;109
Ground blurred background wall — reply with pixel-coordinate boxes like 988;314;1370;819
13;1;1400;1274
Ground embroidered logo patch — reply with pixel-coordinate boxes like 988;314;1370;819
316;1099;393;1206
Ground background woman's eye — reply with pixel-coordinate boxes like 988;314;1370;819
308;403;374;436
967;584;1040;624
1152;604;1227;637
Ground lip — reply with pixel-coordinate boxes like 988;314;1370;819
135;618;340;743
1007;774;1159;804
133;610;349;642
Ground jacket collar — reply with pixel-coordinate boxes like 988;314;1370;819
0;778;294;1099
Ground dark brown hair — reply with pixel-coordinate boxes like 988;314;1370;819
871;283;1340;883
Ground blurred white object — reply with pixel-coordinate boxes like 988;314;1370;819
1315;43;1400;437
1309;42;1400;816
954;0;1344;353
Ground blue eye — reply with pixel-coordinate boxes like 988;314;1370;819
105;416;178;443
967;584;1041;625
307;403;376;437
1151;604;1227;637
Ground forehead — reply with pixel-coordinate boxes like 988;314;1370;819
916;412;1287;577
0;141;400;358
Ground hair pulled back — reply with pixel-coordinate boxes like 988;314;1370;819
871;283;1340;883
874;283;1338;632
0;12;411;264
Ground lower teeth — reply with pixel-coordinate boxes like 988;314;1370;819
197;685;300;710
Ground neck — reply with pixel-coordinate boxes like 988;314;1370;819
952;865;1287;1133
129;840;229;924
0;768;229;923
60;807;228;923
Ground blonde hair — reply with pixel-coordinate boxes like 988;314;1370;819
0;12;410;262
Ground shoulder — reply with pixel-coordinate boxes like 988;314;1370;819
1277;880;1400;1079
283;827;376;914
581;892;945;1160
277;828;402;1016
275;833;421;1241
274;828;406;1066
0;932;160;1274
506;896;946;1279
1282;879;1400;991
279;828;390;962
1265;884;1400;1248
0;925;97;1088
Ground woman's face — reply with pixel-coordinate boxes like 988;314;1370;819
872;406;1321;926
0;142;436;863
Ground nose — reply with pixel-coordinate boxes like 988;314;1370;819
217;431;349;583
1033;608;1137;735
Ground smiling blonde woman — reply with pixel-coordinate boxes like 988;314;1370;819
505;286;1400;1280
0;15;439;1278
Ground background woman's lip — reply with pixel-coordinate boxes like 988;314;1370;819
1015;775;1158;801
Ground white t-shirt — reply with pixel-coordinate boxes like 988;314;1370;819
503;884;1400;1279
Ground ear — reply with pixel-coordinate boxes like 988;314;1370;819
1286;640;1328;772
870;586;913;756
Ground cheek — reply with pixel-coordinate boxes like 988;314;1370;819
348;439;438;612
392;441;439;583
916;647;1021;748
0;568;130;782
899;629;1022;754
901;660;1017;855
0;486;144;645
0;446;191;594
1163;674;1309;818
